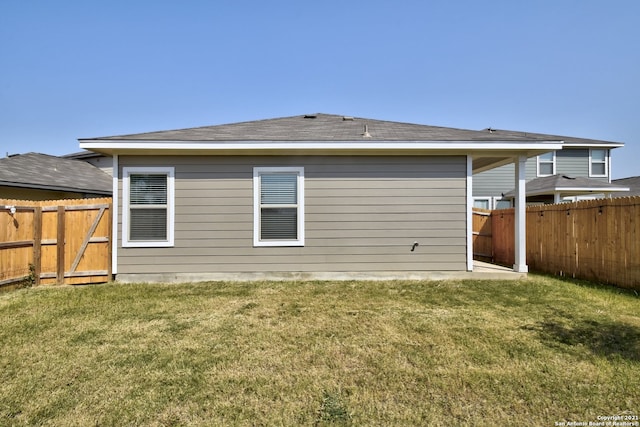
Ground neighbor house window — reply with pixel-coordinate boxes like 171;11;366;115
122;167;174;247
494;198;512;209
590;149;608;177
253;167;304;246
473;198;491;210
472;197;511;210
537;151;556;176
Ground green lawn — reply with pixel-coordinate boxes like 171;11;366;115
1;276;638;426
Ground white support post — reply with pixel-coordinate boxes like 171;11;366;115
554;192;562;204
513;155;528;273
112;154;118;275
466;155;473;271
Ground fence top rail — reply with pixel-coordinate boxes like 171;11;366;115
0;205;37;212
0;197;112;208
41;204;111;212
484;195;640;216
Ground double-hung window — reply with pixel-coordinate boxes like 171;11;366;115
122;167;175;247
590;149;608;177
253;167;304;247
537;151;556;176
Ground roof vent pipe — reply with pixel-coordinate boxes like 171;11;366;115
362;125;371;138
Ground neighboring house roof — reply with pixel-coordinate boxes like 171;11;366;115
79;113;566;174
503;174;629;200
63;150;109;160
480;128;623;148
613;176;640;196
0;152;112;195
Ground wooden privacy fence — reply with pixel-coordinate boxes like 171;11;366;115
472;208;493;262
0;198;112;286
485;197;640;290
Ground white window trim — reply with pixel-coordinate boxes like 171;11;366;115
537;151;556;177
494;197;512;209
472;197;512;210
122;166;175;248
253;166;304;247
589;149;608;178
472;197;492;210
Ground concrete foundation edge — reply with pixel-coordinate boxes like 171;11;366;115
115;270;526;283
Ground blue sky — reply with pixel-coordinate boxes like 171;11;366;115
2;0;638;178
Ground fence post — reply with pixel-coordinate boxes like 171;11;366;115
107;203;113;281
33;207;42;286
57;206;65;285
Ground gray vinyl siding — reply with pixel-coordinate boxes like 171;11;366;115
473;148;610;199
117;155;467;274
556;149;607;181
556;149;588;177
472;161;537;198
84;156;114;177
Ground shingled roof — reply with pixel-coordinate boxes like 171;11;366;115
480;128;623;147
82;113;559;142
0;153;112;195
613;176;640;196
503;174;629;199
83;113;625;174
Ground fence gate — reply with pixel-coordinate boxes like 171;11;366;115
0;198;112;287
472;208;493;262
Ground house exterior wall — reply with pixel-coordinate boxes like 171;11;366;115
473;148;610;205
473;162;536;198
555;149;590;177
0;186;85;200
83;155;114;177
115;155;468;280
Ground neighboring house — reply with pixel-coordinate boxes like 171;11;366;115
64;150;114;176
502;174;629;204
0;152;112;200
79;113;564;282
613;176;640;197
472;129;624;209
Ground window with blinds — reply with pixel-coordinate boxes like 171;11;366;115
123;167;174;247
253;167;304;246
129;174;168;240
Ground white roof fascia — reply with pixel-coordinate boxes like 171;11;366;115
556;187;630;192
561;142;624;148
79;140;564;152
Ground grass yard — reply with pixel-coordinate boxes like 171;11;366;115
0;276;638;426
